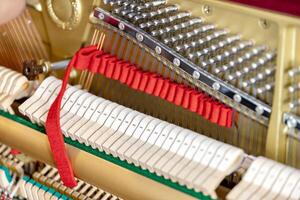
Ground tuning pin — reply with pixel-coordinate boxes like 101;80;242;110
289;99;300;110
128;5;181;25
241;67;275;88
136;4;179;20
215;45;266;75
288;83;300;93
127;10;140;19
136;0;167;10
139;12;191;29
164;24;215;46
126;11;142;22
289;66;300;77
255;82;274;95
188;35;240;62
106;0;131;6
257;80;274;104
239;52;275;76
175;29;228;53
103;0;119;5
119;8;136;17
154;4;179;15
151;18;202;37
113;3;132;14
210;40;254;70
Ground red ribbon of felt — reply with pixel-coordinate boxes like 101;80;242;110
45;45;234;187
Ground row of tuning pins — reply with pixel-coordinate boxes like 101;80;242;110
33;165;121;200
288;66;300;115
104;0;276;105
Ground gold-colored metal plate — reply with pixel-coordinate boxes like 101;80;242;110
36;0;100;59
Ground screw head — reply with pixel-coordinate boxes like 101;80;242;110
136;33;144;42
255;106;264;116
173;58;181;67
212;82;220;91
98;13;105;20
193;71;200;79
155;46;161;54
259;19;270;29
118;22;125;30
287;117;297;128
233;94;242;103
202;5;212;15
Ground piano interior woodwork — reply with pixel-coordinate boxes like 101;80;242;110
1;0;300;199
84;24;268;158
91;0;300;168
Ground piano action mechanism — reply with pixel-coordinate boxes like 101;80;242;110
0;0;300;199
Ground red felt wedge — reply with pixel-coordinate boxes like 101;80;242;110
78;46;234;127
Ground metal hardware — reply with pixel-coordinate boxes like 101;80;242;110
259;19;270;29
93;8;272;120
202;5;212;15
283;113;300;131
233;94;242;103
118;22;125;30
212;82;220;91
98;13;105;20
173;58;181;67
136;33;144;42
193;71;200;79
255;106;264;115
155;46;162;54
46;0;82;30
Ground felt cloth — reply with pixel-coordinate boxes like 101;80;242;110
45;45;234;187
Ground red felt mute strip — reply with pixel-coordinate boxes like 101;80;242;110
73;46;234;127
45;45;234;188
45;46;99;187
45;55;78;187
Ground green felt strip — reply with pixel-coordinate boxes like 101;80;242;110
23;176;30;181
42;185;49;192
54;191;62;198
0;110;214;200
60;194;69;200
0;165;12;182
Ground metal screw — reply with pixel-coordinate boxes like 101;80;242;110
173;58;181;67
255;106;264;116
287;117;297;128
233;94;242;103
118;22;125;30
212;82;220;91
203;5;212;15
155;46;161;54
193;71;200;79
136;33;144;42
259;19;270;29
98;13;105;20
